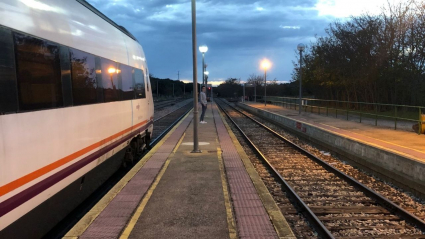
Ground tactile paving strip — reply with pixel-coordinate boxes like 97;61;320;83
80;115;192;238
212;104;278;239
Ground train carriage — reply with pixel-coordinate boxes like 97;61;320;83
0;0;154;237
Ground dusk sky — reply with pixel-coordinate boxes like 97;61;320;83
86;0;404;86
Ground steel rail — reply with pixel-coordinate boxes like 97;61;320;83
228;101;425;231
154;102;192;123
216;99;334;238
154;100;179;110
150;103;193;146
217;99;425;236
154;98;189;108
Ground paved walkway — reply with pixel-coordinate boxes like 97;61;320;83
65;102;294;239
128;106;229;239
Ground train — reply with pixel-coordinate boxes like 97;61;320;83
0;0;154;238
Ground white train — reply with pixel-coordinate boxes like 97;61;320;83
0;0;154;237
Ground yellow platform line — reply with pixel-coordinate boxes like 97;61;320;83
119;132;186;239
217;105;296;239
64;110;192;238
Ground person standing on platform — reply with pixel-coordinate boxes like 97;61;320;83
200;86;207;123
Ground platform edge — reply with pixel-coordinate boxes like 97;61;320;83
63;110;193;238
216;142;238;239
217;104;296;239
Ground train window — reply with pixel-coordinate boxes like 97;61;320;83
0;27;18;114
118;64;134;100
134;68;146;99
70;48;97;106
95;57;104;103
101;58;120;102
59;46;73;107
14;32;63;111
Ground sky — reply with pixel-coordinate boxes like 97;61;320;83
86;0;405;86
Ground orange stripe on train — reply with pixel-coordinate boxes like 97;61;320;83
0;120;148;197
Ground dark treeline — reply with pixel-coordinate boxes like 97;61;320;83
216;75;299;98
150;75;196;97
293;0;425;106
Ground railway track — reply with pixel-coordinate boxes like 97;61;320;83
216;99;425;239
151;102;193;142
154;98;187;110
44;102;192;239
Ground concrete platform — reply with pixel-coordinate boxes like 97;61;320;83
64;102;295;239
239;102;425;197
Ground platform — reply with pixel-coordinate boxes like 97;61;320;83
239;102;425;197
64;102;295;239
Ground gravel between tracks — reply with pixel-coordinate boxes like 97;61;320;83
220;101;425;238
154;98;193;120
239;105;425;219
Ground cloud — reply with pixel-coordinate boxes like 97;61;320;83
280;25;301;29
85;0;403;85
315;0;405;18
208;80;225;87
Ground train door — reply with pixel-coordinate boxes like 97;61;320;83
133;68;147;123
146;71;154;114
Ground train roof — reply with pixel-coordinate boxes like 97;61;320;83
76;0;138;42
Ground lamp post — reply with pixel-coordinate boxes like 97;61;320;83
204;70;209;87
254;83;256;102
199;45;208;89
191;0;200;153
204;71;209;102
204;71;213;101
297;43;305;115
243;83;245;103
244;83;254;102
211;85;214;102
261;59;271;106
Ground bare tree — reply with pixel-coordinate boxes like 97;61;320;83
294;0;425;106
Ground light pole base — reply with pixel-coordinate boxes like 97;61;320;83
191;150;202;153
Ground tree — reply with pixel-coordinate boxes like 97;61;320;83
225;78;241;85
149;75;193;98
247;74;264;86
216;78;242;97
292;0;425;106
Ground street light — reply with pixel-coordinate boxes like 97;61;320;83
108;67;116;88
199;45;208;87
108;67;116;74
199;45;208;53
297;43;305;115
261;59;271;106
